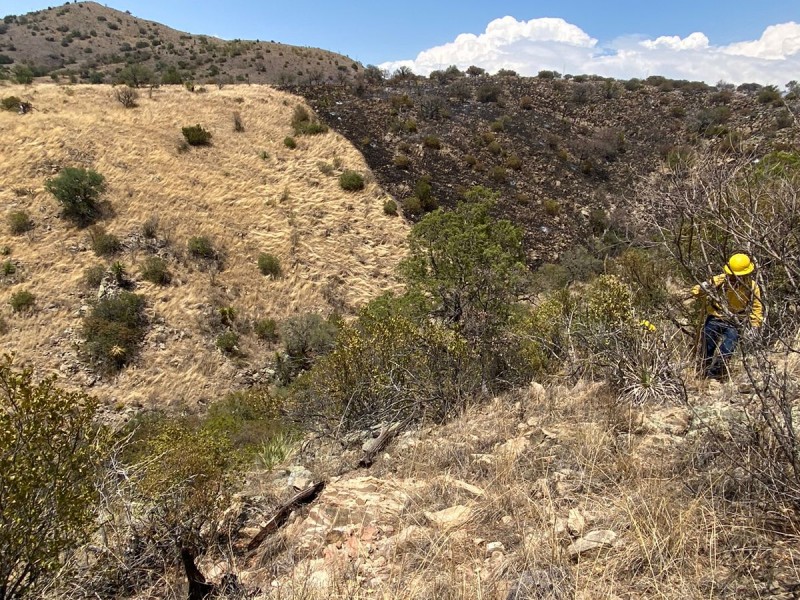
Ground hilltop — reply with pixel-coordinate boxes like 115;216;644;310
0;2;361;85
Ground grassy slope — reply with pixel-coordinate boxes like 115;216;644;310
0;83;408;408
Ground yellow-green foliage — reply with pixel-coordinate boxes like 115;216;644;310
584;274;634;327
292;298;478;432
507;292;571;376
134;420;237;544
0;356;106;598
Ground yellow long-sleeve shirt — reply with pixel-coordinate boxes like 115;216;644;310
691;274;764;327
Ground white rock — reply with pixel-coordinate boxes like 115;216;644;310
425;505;472;529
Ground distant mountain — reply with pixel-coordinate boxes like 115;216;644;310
0;1;362;85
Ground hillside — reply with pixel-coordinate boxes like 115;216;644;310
293;73;799;263
0;83;408;408
0;2;361;85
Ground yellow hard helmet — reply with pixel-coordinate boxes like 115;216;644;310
724;253;755;276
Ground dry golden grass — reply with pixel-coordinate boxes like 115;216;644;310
0;83;408;408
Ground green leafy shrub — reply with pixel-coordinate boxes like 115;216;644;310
7;210;32;234
283;136;297;149
257;252;282;277
1;95;21;111
0;260;14;277
339;170;365;191
393;154;411;169
89;226;121;256
383;198;398;216
543;198;561;216
291;105;328;135
276;313;338;382
215;331;239;355
254;318;279;343
9;289;35;313
181;124;212;146
203;388;285;456
0;357;106;599
757;85;781;105
187;235;214;259
475;83;501;102
422;135;441;149
45;167;106;226
140;256;171;285
402;196;423;218
82;292;146;372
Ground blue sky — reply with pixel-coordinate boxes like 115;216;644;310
4;1;800;84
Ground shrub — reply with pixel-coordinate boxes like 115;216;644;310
141;215;159;238
82;291;146;372
543;199;561;216
203;388;285;455
89;226;121;256
83;264;106;288
140;256;171;285
519;96;534;110
0;357;106;599
215;331;239;355
402;196;423;218
291;104;328;135
233;111;244;132
114;86;138;108
506;155;522;170
475;83;501;102
254;318;279;343
187;235;214;259
257;252;282;277
757;85;782;105
283;136;297;149
339;170;365;191
393;154;411;169
181;124;212;146
383;198;398;216
45;167;106;225
1;95;21;111
9;289;35;313
422;135;441;149
1;260;15;277
489;166;507;182
277;313;338;382
7;210;32;234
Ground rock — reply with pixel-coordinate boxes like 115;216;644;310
486;541;505;555
425;505;472;529
567;509;586;537
643;406;691;435
567;529;618;559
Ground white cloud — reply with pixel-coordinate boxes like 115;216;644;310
379;17;800;86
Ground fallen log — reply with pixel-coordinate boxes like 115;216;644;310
247;481;325;552
359;420;408;468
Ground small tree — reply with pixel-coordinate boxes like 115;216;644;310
0;356;106;599
45;167;106;226
181;124;212;146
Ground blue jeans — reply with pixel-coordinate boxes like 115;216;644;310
702;316;739;378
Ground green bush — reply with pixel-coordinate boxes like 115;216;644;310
758;85;782;105
254;318;279;343
276;313;338;382
7;210;32;234
89;226;121;256
339;170;365;191
181;124;212;146
45;167;106;226
187;235;214;259
383;198;398;216
82;292;147;372
215;331;239;355
140;256;171;285
402;196;424;218
283;136;297;149
203;388;285;455
257;252;282;277
0;260;14;277
291;105;328;135
0;357;106;599
475;83;501;102
9;289;35;313
1;95;21;111
422;135;441;149
393;154;411;169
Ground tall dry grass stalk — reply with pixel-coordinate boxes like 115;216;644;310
0;83;408;407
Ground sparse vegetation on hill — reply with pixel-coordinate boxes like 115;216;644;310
0;2;361;86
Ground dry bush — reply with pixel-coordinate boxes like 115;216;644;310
114;85;139;108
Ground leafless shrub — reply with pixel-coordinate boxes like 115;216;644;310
645;150;800;509
114;86;139;108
